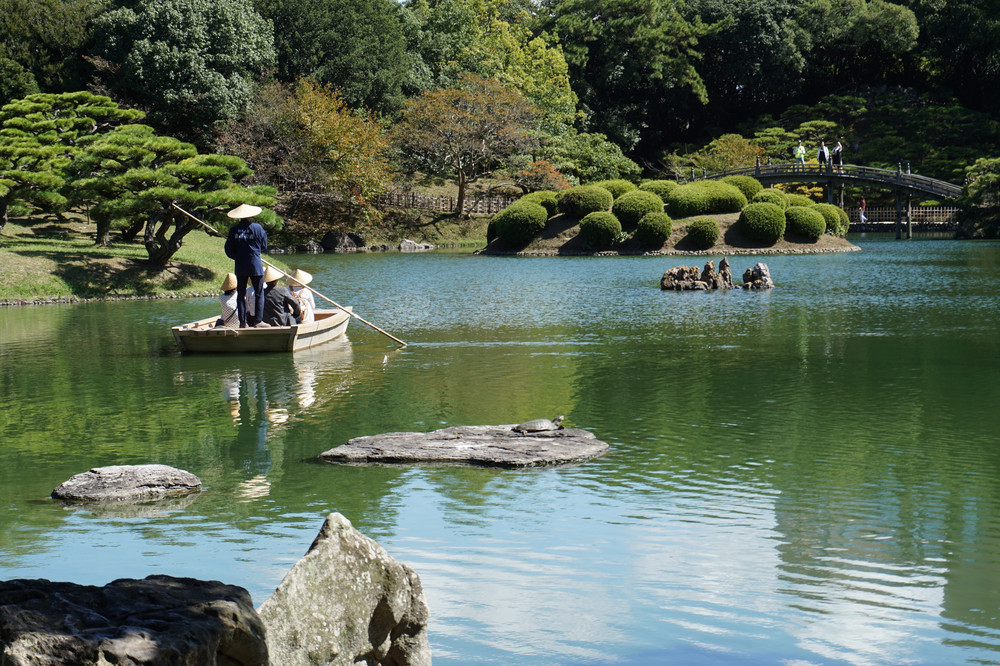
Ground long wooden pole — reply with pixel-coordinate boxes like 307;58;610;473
172;203;407;348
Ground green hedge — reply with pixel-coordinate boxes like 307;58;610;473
784;193;815;207
721;175;763;201
738;202;786;244
785;206;826;240
635;212;672;248
638;179;679;200
665;181;747;218
813;203;850;236
591;179;636;198
493;201;548;246
685;217;719;249
611;190;664;228
579;211;621;249
751;189;786;208
519;190;559;217
558;184;614;218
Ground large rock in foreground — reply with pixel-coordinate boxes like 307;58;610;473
318;424;609;467
259;513;431;666
0;575;267;665
51;464;201;502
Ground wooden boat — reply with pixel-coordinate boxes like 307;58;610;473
172;308;352;353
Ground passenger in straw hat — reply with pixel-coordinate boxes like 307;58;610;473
215;273;241;329
287;268;315;323
260;265;301;327
223;203;267;327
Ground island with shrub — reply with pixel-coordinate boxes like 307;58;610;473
480;176;858;256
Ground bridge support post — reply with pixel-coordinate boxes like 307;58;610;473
906;195;913;239
895;191;903;239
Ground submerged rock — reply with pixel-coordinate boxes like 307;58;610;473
259;513;431;666
318;424;609;467
51;464;201;502
0;575;267;665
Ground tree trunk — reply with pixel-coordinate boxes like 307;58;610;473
454;172;467;216
94;218;111;246
144;209;196;266
0;198;7;233
119;218;145;243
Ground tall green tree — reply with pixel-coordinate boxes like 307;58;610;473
255;0;414;117
392;73;538;213
537;0;716;155
88;0;275;145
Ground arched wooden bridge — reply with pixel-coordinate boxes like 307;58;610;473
686;161;965;237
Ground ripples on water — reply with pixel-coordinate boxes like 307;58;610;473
2;240;1000;664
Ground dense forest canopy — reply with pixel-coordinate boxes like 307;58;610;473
3;0;1000;222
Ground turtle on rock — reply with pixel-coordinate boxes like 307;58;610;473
513;415;565;433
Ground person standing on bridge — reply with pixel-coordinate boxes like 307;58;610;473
859;197;867;224
832;141;843;173
817;141;830;172
794;140;807;172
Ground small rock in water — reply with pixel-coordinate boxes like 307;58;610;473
51;464;202;502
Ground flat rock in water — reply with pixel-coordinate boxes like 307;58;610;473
0;575;267;666
51;464;202;502
318;424;609;467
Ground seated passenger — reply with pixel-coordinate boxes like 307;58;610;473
216;273;240;329
260;265;301;327
287;268;315;323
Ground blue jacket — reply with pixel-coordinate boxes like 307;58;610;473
224;220;268;276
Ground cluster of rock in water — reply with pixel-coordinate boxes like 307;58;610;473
268;232;435;254
3;423;610;665
660;258;774;291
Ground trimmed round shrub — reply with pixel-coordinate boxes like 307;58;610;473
812;203;845;235
751;189;786;208
635;212;672;248
579;211;622;249
685;217;719;249
486;218;498;243
611;190;664;228
836;207;850;236
639;179;679;200
519;190;559;217
738;202;786;244
784;193;815;207
591;179;636;198
721;175;763;201
493;201;548;246
558;184;614;218
665;181;747;218
785;206;826;241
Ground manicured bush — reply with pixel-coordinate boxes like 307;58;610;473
751;189;786;208
635;212;672;248
785;206;826;240
493;201;548;246
611;190;664;228
721;175;763;201
784;193;815;207
519;190;559;217
591;179;636;198
665;181;747;218
685;217;719;249
812;203;846;235
579;211;622;249
486;218;498;243
639;179;679;200
738;202;786;244
558;184;614;218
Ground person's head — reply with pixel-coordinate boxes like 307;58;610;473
263;266;283;285
287;268;312;291
221;273;238;294
798;140;802;145
227;203;262;220
820;141;825;146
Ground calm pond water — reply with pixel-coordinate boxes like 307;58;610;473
2;239;1000;665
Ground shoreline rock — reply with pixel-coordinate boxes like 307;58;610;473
318;424;610;468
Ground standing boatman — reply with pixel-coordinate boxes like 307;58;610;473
224;203;268;328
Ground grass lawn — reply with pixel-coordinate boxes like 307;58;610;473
0;217;288;303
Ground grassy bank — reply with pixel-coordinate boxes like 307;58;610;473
0;218;288;304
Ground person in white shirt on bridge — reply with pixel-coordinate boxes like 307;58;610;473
817;141;830;171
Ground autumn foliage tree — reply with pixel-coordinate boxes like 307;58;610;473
392;73;538;213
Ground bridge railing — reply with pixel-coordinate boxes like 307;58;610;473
685;162;964;199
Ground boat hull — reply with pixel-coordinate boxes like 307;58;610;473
172;308;352;353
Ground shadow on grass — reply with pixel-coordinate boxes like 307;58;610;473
13;249;213;297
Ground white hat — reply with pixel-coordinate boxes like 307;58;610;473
227;203;262;219
287;268;312;287
263;266;283;283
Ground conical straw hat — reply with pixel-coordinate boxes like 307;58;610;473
220;272;238;291
287;268;312;287
263;266;283;283
227;203;262;219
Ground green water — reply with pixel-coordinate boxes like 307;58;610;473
2;239;1000;664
